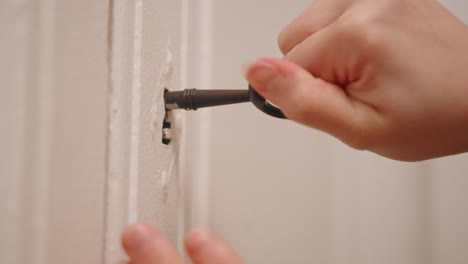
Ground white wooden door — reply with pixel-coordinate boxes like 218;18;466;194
1;1;109;263
0;0;210;263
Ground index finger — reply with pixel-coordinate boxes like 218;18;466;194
185;229;244;264
122;224;184;264
278;0;350;55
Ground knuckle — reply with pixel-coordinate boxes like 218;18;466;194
335;6;394;56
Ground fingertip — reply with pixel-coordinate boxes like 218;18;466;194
185;228;213;255
277;29;291;55
244;58;316;108
244;58;308;87
185;229;245;264
244;57;291;96
243;57;280;79
121;223;160;253
122;223;185;264
242;60;256;78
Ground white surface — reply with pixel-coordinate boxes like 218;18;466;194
182;0;214;229
431;155;468;264
1;0;109;263
1;0;195;263
0;1;28;262
106;0;193;262
207;0;468;263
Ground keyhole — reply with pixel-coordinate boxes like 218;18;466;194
162;112;172;145
162;89;173;145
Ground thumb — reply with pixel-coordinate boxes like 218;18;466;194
244;57;375;144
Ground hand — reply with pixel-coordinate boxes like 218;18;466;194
122;223;244;264
244;0;468;161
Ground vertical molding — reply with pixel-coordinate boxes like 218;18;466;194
179;0;189;251
107;0;193;261
195;0;213;227
182;0;213;229
128;0;143;224
0;1;55;262
105;0;137;262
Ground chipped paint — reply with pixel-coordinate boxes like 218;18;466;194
148;40;174;144
105;1;187;263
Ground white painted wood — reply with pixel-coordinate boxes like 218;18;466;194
105;2;139;262
105;0;197;262
22;1;55;263
2;0;195;263
2;0;109;262
0;1;29;263
181;0;214;229
43;1;109;262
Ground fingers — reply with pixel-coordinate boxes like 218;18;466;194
185;229;244;264
122;223;184;264
284;27;339;84
278;0;350;55
122;224;244;264
244;57;379;148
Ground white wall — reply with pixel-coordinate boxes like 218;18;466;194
207;1;468;264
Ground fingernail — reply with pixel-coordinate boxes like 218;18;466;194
186;229;212;254
123;224;152;252
244;58;279;91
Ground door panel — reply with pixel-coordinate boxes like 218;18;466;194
105;0;195;262
1;0;197;263
1;0;109;263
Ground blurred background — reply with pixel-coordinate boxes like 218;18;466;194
206;0;468;263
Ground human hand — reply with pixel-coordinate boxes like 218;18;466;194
245;0;468;161
122;223;244;264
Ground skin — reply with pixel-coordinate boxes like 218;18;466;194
246;0;468;161
122;0;468;263
122;224;244;264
